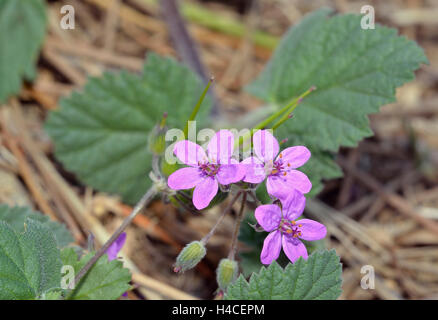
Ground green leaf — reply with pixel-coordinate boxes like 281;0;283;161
0;204;74;248
39;289;63;300
45;53;212;204
0;219;62;300
61;248;131;300
247;8;428;193
226;249;342;300
0;0;46;102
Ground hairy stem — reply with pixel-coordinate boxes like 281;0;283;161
247;190;261;206
201;191;242;245
74;187;158;285
152;155;161;178
228;192;247;260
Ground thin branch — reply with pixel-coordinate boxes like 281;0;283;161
228;192;247;260
74;187;158;285
247;189;261;206
201;191;242;245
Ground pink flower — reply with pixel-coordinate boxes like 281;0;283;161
255;190;326;264
242;130;312;199
106;232;128;297
167;130;245;210
106;232;127;261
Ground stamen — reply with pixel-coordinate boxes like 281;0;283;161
280;219;304;239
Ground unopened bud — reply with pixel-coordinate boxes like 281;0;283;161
216;259;238;292
174;241;206;273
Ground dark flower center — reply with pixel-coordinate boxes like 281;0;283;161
280;220;302;238
266;153;291;177
199;162;220;177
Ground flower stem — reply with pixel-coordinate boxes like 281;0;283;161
235;86;316;149
247;190;261;206
183;77;214;138
201;191;242;245
74;187;158;286
271;113;294;131
271;86;315;131
228;192;247;260
152;155;161;179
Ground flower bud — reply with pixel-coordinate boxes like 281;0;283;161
174;241;206;273
148;113;167;155
216;258;238;292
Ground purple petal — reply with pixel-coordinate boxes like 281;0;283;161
253;130;279;162
167;167;203;190
174;140;207;166
255;204;282;232
266;175;290;199
282;236;308;263
298;219;327;241
192;177;218;210
280;189;306;221
285;170;312;194
106;232;127;261
207;130;235;164
241;156;266;183
279;146;311;169
260;230;282;265
217;164;245;185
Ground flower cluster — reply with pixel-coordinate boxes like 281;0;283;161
167;130;245;210
167;129;326;264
